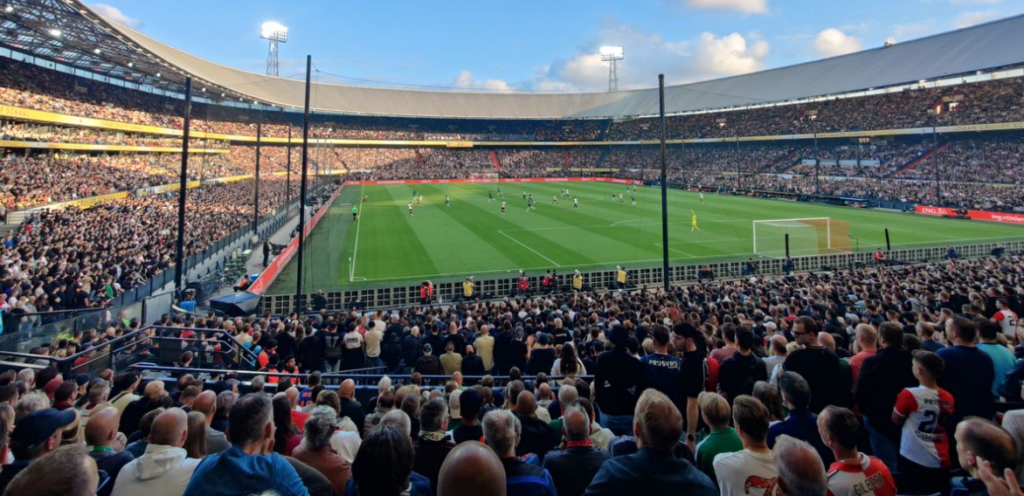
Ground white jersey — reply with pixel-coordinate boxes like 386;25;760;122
894;385;955;469
995;309;1019;338
714;449;779;496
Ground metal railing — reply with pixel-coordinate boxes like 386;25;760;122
261;239;1024;314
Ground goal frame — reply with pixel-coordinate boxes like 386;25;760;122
752;217;832;255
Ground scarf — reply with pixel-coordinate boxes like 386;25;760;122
421;431;448;442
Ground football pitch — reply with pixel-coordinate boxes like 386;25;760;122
266;181;1024;293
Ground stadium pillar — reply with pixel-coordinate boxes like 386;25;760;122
932;127;940;202
658;74;670;291
286;126;292;202
296;55;312;311
254;118;261;237
173;77;193;293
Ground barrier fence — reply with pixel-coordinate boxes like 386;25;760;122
260;239;1024;314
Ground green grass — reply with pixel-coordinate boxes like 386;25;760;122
267;181;1024;294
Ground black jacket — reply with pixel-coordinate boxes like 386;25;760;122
583;448;716;496
543;446;611;496
340;398;365;437
413;436;455;493
516;414;557;460
416;355;442;376
855;347;917;440
462;353;486;376
527;348;557;375
594;349;646;416
718;352;768;403
402;333;422;366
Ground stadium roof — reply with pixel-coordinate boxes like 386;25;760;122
3;0;1024;119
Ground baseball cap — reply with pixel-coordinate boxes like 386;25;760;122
11;408;77;451
423;344;433;355
43;378;63;399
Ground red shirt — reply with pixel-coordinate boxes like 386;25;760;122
291;410;309;434
827;454;897;496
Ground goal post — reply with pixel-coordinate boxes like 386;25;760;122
753;217;852;258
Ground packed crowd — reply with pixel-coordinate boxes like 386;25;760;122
0;122;227;150
0;176;308;311
3;254;1024;496
345;149;603;181
608;77;1024;140
899;137;1024;184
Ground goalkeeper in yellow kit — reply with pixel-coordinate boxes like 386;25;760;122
691;210;700;232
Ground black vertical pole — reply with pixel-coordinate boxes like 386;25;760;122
296;55;312;309
658;75;670;291
735;136;740;191
286;125;292;202
932;127;940;202
814;132;820;195
174;77;192;292
253;117;261;236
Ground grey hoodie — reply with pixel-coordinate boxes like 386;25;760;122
111;445;200;496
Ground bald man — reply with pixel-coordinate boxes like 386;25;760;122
119;381;167;436
285;387;308;434
4;445;99;496
513;390;556;459
437;441;506;496
86;407;134;496
192;390;230;454
772;435;829;496
338;379;365;437
953;418;1020;495
544;405;610;496
111;408;200;496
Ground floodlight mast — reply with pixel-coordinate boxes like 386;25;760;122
261;21;289;76
600;46;624;91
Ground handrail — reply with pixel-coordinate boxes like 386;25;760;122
128;363;388;378
147;326;261;364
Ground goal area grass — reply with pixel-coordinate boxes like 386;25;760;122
266;181;1024;294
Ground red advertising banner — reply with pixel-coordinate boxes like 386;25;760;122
915;205;1024;225
345;177;634;186
247;185;344;295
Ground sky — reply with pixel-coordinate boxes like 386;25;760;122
88;0;1024;93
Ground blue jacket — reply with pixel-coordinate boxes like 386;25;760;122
502;457;558;496
767;408;835;466
183;445;310;496
583;448;716;496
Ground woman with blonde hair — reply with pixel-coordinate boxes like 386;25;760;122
184;411;207;459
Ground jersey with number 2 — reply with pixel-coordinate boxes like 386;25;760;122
894;386;955;469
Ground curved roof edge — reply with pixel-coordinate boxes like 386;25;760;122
92;5;1024;119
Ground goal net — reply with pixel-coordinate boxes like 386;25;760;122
752;218;852;258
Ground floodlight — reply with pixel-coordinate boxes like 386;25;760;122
599;46;624;91
48;28;61;37
261;21;289;76
599;46;624;59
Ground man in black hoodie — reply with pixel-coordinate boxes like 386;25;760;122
593;325;645;436
717;327;767;404
855;321;917;471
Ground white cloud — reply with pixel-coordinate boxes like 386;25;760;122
453;71;513;92
90;4;143;29
953;10;1000;28
536;18;769;91
682;0;769;14
814;28;862;57
692;32;769;76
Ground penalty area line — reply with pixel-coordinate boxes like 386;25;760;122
497;230;561;267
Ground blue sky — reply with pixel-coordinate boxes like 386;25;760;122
88;0;1024;92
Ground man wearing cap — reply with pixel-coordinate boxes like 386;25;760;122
0;408;78;493
416;344;443;376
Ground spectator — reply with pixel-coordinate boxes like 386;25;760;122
292;414;352;496
349;423;423;496
514;390;556;459
772;435;829;496
4;444;99;496
953;418;1020;496
441;342;463;377
184;412;207;460
694;391;741;482
673;322;709;446
855;321;917;470
594;325;646;436
718;327;767;403
272;394;301;456
436;441;506;496
783;316;843;413
338;380;365;438
768;372;834;467
111;408;199;496
939;316;996;427
364;390;395;434
183;394;309;496
892;350;955;495
817;406;897;496
483;409;558;496
416;344;442;376
583;389;715;495
85;406;134;496
640;325;682;410
848;324;878;383
191;391;229;455
713;396;777;495
462;346;486;376
0;408;77;493
120;381;167;437
413;397;454;493
452;388;483;445
977;318;1016;399
474;325;496;373
542;405;610;496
